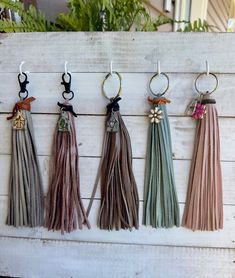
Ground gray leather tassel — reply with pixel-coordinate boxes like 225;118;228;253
7;97;44;227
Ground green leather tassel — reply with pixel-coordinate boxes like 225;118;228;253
143;102;180;228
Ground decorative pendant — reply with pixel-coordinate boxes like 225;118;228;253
12;110;26;130
107;111;119;132
192;103;206;120
148;106;163;124
58;110;70;132
185;98;198;116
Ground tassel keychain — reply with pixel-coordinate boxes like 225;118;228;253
182;71;223;231
7;71;44;227
87;71;139;230
45;72;90;233
143;71;180;228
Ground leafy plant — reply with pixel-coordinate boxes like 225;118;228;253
0;0;212;32
0;0;57;32
55;0;168;31
177;19;210;32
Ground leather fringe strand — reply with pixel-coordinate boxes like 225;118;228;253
7;97;44;227
45;103;90;233
182;95;223;231
143;103;180;228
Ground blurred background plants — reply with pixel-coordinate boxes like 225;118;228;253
0;0;211;32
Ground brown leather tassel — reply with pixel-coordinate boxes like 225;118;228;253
182;95;223;231
87;97;139;230
45;102;90;234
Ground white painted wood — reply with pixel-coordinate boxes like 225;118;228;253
1;33;235;73
0;33;234;278
0;237;234;278
0;72;233;116
0;199;234;249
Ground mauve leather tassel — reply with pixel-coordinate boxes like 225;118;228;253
7;97;44;227
87;97;139;230
182;94;223;231
45;102;90;234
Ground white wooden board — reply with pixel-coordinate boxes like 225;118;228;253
0;32;234;278
0;198;235;249
0;72;233;116
1;32;235;73
0;237;234;278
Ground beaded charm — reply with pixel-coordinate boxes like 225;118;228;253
192;103;206;120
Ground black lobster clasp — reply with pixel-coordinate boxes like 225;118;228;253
61;72;74;100
18;72;29;99
61;72;72;93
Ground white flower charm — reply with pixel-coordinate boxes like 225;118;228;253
148;106;163;124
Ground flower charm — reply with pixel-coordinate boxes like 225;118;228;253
148;106;163;124
192;103;206;120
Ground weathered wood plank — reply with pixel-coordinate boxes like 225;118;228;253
0;156;235;205
0;72;233;116
1;33;235;73
0;198;234;248
0;237;234;278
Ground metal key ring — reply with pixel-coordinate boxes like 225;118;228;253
194;72;218;95
102;71;122;100
149;72;169;97
18;90;29;100
62;90;74;101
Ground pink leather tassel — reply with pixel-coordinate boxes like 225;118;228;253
182;95;223;231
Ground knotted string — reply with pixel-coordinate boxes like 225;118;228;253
106;97;121;113
7;97;35;120
57;102;78;117
148;96;171;105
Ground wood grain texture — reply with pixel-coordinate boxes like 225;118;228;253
0;33;235;73
0;199;234;249
0;72;233;116
0;237;234;278
0;33;234;278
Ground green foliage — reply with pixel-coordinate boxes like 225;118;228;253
0;0;211;33
177;19;209;32
0;0;57;32
56;0;161;31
